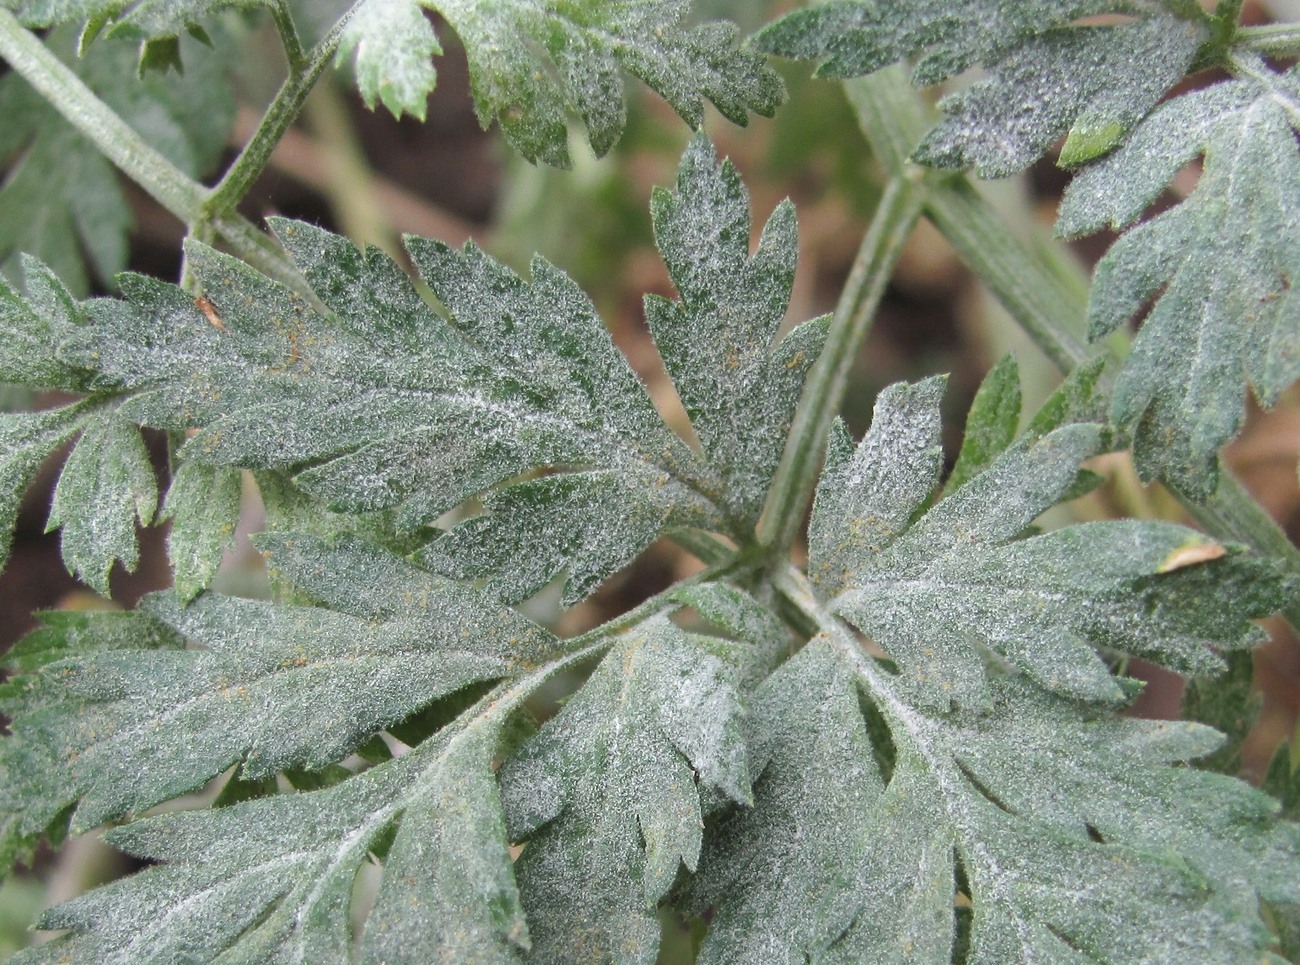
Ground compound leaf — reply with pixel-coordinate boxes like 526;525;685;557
498;616;751;964
755;0;1207;177
8;137;821;604
689;638;887;963
809;379;1291;708
0;531;554;865
647;136;828;524
13;704;525;964
1060;73;1300;497
338;0;784;163
696;632;1300;963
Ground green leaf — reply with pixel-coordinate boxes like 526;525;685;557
0;258;93;390
47;410;158;593
1059;74;1300;498
0;402;92;577
647;135;829;525
161;461;242;602
0;531;554;849
754;1;1207;177
13;705;525;963
809;379;1291;708
946;353;1021;494
0;26;235;294
3;0;266;36
946;354;1108;498
338;0;784;163
498;616;751;963
688;638;890;963
35;137;822;604
698;634;1300;962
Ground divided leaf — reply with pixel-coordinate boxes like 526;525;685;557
0;26;234;294
9;136;820;604
688;639;886;963
809;378;1290;708
755;0;1207;177
695;639;1300;963
498;616;751;964
46;410;158;594
1060;74;1300;497
338;0;784;163
13;709;527;964
647;137;828;523
0;531;554;871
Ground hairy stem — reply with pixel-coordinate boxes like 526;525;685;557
1237;22;1300;58
270;0;307;72
203;12;352;221
757;175;925;557
0;10;207;223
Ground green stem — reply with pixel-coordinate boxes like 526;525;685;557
1237;22;1300;58
842;68;932;177
926;179;1097;374
0;10;208;224
203;13;351;220
757;174;926;556
0;11;309;293
270;0;307;72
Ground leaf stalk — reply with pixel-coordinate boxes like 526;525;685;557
757;174;925;558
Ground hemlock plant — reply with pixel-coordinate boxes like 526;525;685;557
0;0;1298;962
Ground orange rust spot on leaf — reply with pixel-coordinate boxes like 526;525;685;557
195;295;227;332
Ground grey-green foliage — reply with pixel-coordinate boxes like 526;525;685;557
808;377;1290;709
0;530;555;877
8;0;782;165
2;0;263;36
338;0;784;163
1059;71;1300;497
753;0;1208;176
0;25;234;295
10;704;526;964
0;261;155;592
498;617;751;963
754;0;1300;497
0;136;824;605
693;637;1300;963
